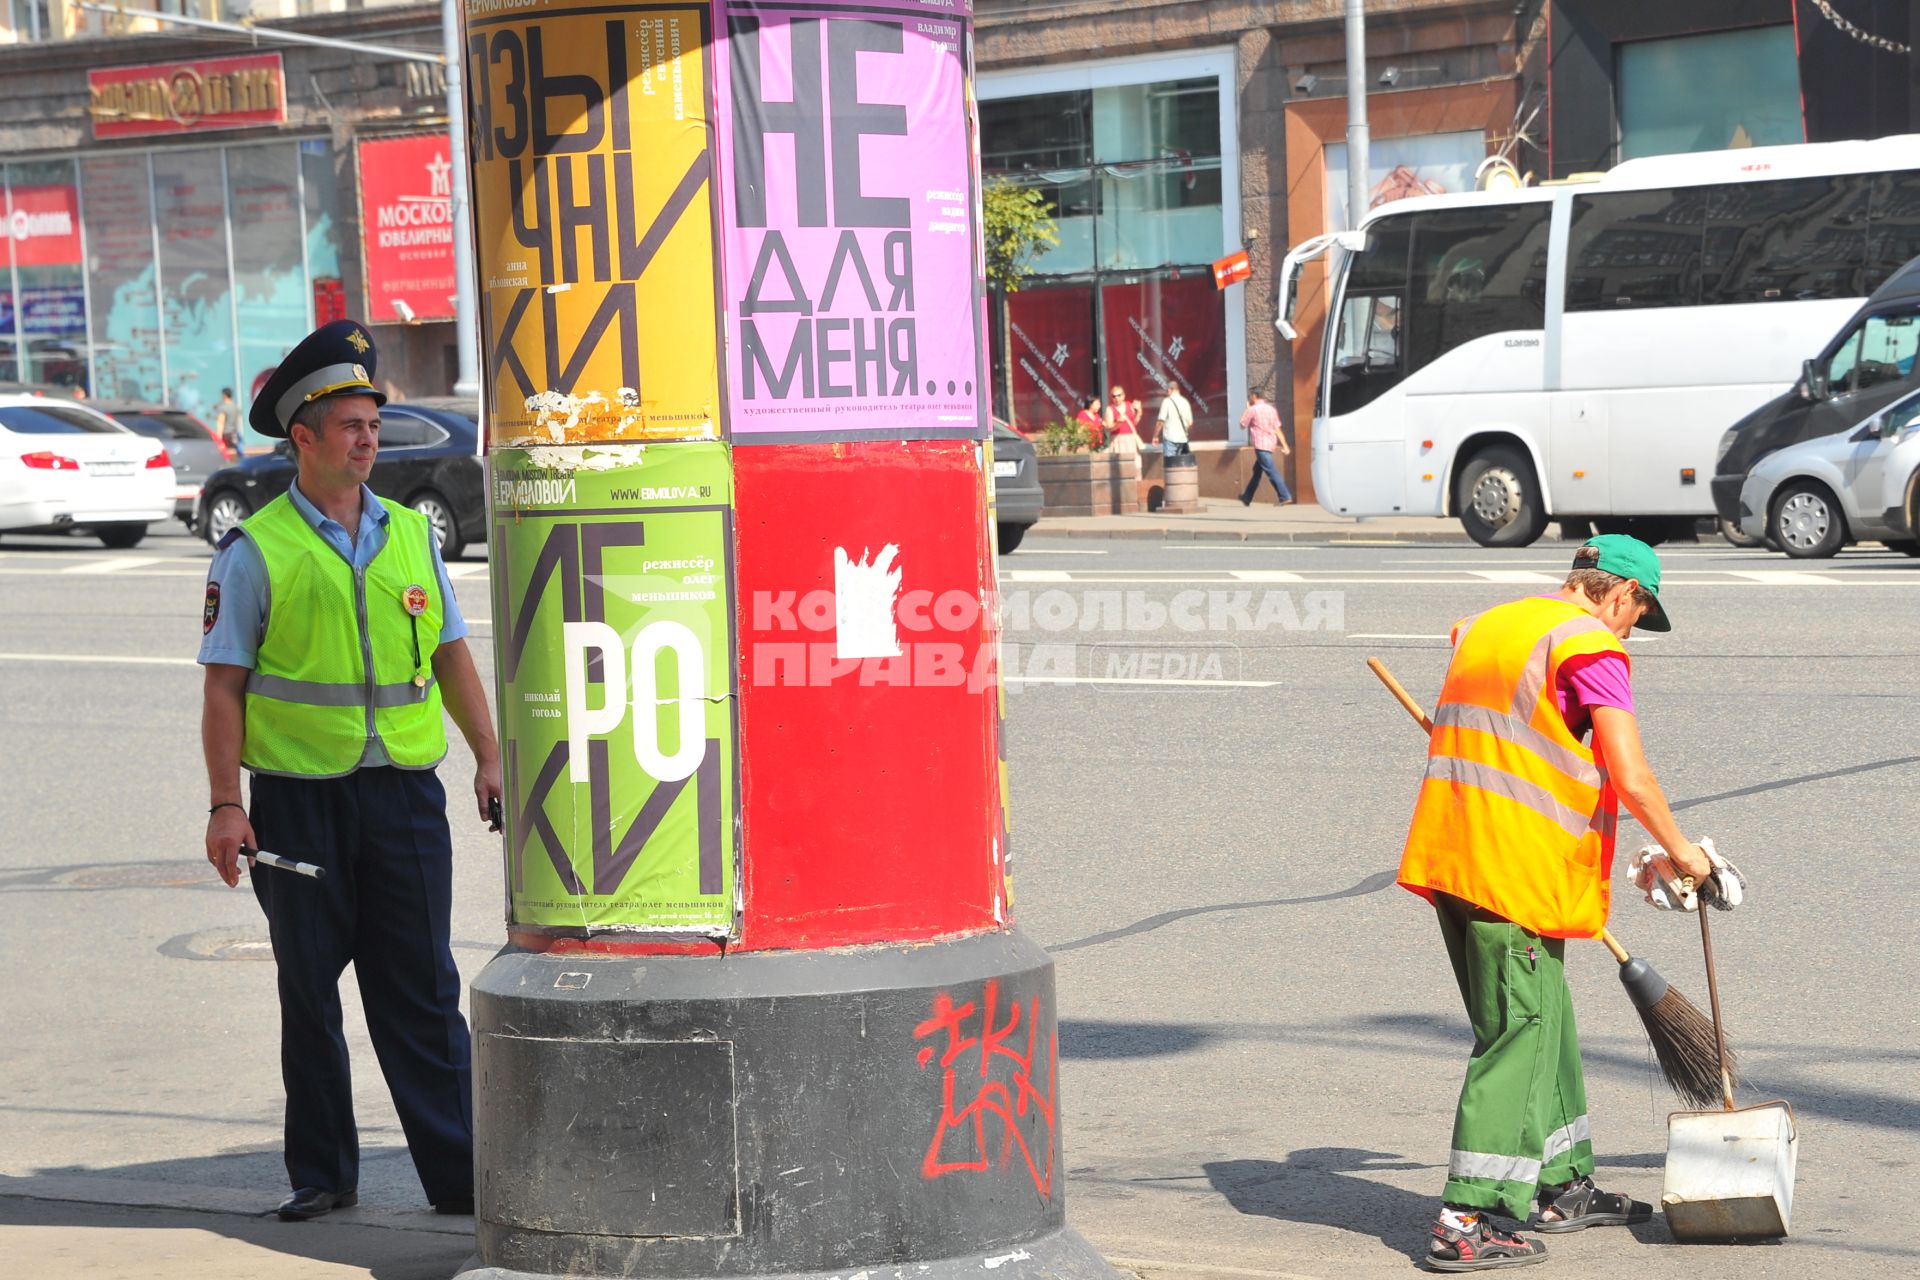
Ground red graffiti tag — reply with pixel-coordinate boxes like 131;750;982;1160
912;979;1057;1198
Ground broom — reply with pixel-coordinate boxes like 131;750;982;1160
1366;656;1732;1109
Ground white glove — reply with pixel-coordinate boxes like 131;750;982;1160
1628;837;1745;912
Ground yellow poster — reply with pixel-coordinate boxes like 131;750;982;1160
464;2;719;443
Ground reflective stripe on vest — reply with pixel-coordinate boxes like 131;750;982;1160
1397;597;1627;938
239;493;447;778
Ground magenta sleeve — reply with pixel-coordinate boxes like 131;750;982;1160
1559;651;1635;717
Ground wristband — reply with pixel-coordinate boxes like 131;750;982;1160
209;802;246;817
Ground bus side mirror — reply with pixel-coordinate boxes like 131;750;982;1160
1802;358;1830;402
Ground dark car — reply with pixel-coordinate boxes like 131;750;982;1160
95;400;233;528
196;399;485;558
1713;256;1920;544
992;419;1042;552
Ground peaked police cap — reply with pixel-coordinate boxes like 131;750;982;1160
249;320;387;439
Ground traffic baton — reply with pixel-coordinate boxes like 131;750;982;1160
240;845;326;881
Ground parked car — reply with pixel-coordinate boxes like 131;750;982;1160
196;399;485;558
992;418;1042;552
1737;387;1920;557
0;394;176;547
1714;256;1920;545
94;400;233;530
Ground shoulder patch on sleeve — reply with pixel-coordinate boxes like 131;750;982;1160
215;527;243;550
203;581;222;634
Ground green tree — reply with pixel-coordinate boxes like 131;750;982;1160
982;179;1060;293
981;179;1060;426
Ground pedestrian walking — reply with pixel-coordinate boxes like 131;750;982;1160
1105;385;1142;462
1238;390;1293;505
1153;382;1193;459
1397;536;1719;1271
214;387;240;454
198;320;501;1222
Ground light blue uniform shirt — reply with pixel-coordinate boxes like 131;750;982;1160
199;481;468;767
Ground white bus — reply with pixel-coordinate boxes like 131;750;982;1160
1277;136;1920;545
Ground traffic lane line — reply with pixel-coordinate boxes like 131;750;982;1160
1006;676;1278;688
0;652;198;666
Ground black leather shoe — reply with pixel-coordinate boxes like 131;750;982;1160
434;1196;475;1215
277;1187;358;1221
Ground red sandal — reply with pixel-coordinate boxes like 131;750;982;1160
1426;1215;1549;1272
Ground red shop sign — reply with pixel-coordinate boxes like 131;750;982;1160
357;134;458;325
1212;249;1251;290
1;185;82;269
88;53;286;140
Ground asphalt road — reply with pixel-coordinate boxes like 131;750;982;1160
2;522;1917;1279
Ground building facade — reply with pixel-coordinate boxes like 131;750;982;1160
976;0;1920;499
0;2;459;446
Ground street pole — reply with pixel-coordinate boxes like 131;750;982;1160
1344;0;1370;229
439;0;480;400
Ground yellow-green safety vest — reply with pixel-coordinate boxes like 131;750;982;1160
239;493;448;778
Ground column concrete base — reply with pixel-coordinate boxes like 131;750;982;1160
459;928;1119;1280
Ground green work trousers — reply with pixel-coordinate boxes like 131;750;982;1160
1435;893;1595;1220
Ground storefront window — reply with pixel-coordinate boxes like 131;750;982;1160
984;70;1229;433
229;144;307;434
303;140;348;329
4;159;88;392
1618;26;1801;161
152;148;234;418
80;154;165;400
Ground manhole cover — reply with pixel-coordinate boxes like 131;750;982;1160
58;861;220;890
159;928;276;962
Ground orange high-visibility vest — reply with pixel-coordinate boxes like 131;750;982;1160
1398;596;1628;938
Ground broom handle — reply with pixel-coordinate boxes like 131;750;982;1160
1697;904;1736;1110
1367;657;1434;733
1368;655;1637;973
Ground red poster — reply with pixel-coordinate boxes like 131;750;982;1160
357;134;458;325
1005;286;1094;430
1100;276;1228;437
1212;249;1251;289
1;185;82;269
88;53;286;140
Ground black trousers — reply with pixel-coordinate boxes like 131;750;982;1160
249;766;473;1203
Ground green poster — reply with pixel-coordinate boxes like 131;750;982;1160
489;441;736;934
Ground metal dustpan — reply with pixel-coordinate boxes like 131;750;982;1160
1660;905;1798;1242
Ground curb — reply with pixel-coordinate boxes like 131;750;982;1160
0;1173;471;1237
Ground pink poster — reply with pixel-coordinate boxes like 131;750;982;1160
715;1;983;440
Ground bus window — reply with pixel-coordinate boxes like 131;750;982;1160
1867;171;1920;289
1403;204;1550;377
1703;175;1870;304
1565;188;1708;311
1327;214;1410;417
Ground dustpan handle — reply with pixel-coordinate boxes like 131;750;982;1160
1697;902;1735;1111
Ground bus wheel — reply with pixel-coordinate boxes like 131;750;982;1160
1771;481;1846;558
1458;445;1548;548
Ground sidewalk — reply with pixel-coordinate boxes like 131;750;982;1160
1028;499;1503;544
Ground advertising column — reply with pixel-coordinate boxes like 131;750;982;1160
459;4;1114;1279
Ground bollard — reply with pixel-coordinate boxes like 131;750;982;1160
456;2;1119;1277
1162;452;1200;514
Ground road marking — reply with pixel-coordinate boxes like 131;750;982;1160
1228;570;1305;582
444;562;491;578
1468;569;1561;583
0;567;204;578
1164;544;1322;552
0;652;197;666
59;557;150;575
1724;569;1839;585
1001;570;1077;582
1011;548;1108;555
1351;633;1448;640
1006;676;1277;688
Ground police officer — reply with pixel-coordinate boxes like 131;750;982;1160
198;320;501;1221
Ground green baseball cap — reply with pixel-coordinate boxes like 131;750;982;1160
1574;534;1670;632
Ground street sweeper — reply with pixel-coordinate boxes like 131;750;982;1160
1395;534;1745;1272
